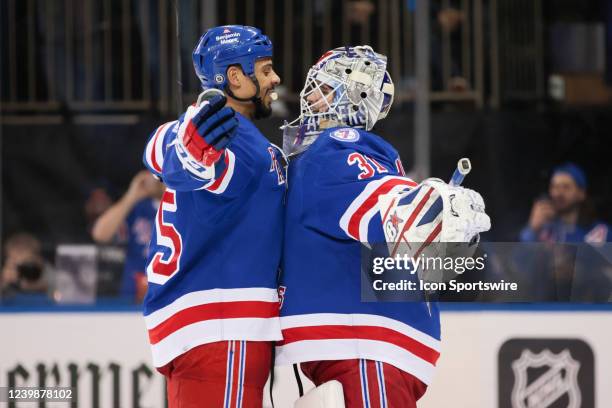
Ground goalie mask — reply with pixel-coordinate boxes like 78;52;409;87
282;45;395;156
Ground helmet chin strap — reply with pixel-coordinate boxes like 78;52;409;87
225;73;274;119
225;74;261;102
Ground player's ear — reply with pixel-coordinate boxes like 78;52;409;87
226;65;243;89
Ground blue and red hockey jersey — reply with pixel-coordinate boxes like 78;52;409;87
276;127;441;385
142;111;286;368
520;220;611;244
120;198;157;297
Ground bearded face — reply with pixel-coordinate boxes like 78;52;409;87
549;173;585;214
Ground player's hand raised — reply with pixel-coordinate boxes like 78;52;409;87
126;170;161;202
181;94;238;167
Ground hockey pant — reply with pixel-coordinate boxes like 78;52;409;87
160;340;272;408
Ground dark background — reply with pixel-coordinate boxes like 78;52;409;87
2;0;612;248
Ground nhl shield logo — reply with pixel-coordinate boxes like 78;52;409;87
511;349;581;408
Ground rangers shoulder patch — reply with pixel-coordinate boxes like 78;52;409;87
330;128;360;142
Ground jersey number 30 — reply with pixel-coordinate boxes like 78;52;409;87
347;153;389;179
147;189;182;284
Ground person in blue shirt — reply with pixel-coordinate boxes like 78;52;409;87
520;163;610;244
517;163;611;301
92;170;164;302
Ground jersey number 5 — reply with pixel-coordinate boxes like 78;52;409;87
347;153;388;179
147;189;183;284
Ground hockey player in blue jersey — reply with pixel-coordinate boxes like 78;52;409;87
141;25;285;408
276;46;490;407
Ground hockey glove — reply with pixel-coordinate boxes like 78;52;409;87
179;94;238;167
379;178;491;261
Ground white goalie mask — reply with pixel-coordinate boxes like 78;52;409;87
282;45;395;156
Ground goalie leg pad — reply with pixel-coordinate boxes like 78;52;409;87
294;380;345;408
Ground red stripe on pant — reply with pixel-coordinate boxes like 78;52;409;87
161;340;271;408
301;359;427;408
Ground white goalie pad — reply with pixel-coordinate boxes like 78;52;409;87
294;380;345;408
378;178;491;270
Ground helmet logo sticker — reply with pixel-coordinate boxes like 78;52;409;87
215;32;241;44
214;74;224;83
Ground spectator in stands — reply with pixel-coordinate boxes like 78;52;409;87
520;163;610;243
402;0;469;92
84;182;115;237
432;7;470;92
348;0;375;25
1;233;52;305
431;3;469;92
92;171;164;302
518;163;611;301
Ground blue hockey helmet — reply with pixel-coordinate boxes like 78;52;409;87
192;25;273;90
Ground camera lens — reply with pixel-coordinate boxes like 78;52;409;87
17;262;43;281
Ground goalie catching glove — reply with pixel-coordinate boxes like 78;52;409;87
378;178;491;264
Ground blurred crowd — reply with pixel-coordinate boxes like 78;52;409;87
1;161;610;306
1;171;164;306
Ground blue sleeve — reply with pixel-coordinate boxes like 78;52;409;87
300;136;416;244
125;204;137;226
143;119;180;179
519;226;539;242
142;117;253;197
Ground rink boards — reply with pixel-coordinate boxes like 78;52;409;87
1;305;610;407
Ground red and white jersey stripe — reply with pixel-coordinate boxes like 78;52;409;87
144;288;281;367
196;149;236;194
276;313;441;385
143;115;237;193
339;175;417;242
144;121;177;177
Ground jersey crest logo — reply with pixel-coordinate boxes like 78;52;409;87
268;147;286;185
585;224;607;247
330;128;360;142
384;211;404;241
